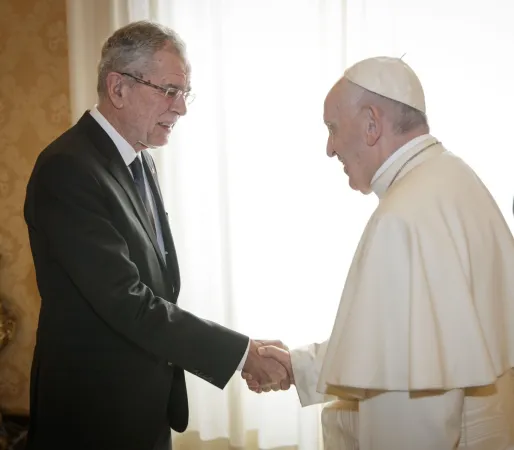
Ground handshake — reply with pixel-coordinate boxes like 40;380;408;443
241;339;294;393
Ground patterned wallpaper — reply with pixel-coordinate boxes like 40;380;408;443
0;0;70;414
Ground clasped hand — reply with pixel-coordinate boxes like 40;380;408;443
241;340;294;393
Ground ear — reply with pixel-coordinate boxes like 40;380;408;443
365;106;381;146
105;72;127;109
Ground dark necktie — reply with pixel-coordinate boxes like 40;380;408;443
129;157;156;234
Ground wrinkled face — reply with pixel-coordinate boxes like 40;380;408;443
119;46;189;149
323;80;376;194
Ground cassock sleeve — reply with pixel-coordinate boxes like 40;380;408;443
290;341;335;407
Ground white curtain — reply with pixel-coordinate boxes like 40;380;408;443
153;2;352;449
66;1;514;449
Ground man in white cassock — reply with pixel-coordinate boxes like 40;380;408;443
244;56;514;450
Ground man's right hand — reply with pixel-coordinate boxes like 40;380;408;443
241;340;290;392
242;340;293;393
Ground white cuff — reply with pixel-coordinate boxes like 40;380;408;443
237;339;251;371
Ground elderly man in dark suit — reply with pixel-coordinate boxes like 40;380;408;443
23;20;291;450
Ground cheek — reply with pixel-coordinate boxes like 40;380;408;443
144;105;168;133
344;148;365;178
129;99;153;128
148;104;170;129
130;95;166;128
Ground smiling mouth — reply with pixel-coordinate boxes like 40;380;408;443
158;122;174;130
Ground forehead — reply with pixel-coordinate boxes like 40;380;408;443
323;88;341;123
148;48;189;88
324;79;352;122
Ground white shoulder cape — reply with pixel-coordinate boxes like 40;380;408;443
317;137;514;397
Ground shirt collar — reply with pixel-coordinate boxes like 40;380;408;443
370;134;432;185
89;106;141;166
371;134;440;198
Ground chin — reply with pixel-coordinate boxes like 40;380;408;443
149;137;170;148
349;179;371;195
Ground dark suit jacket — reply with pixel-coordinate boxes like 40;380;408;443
23;112;249;450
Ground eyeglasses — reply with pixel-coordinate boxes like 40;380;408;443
120;72;195;105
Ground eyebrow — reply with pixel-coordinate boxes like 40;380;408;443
162;82;190;92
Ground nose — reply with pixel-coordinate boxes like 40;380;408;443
171;94;187;117
326;137;335;158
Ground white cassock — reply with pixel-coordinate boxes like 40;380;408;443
290;134;514;450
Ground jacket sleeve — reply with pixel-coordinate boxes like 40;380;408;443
31;153;248;389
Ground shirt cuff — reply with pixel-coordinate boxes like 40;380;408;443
237;339;251;371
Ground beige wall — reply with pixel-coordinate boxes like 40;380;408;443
0;0;70;414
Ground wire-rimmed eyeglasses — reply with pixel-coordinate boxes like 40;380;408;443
120;72;195;105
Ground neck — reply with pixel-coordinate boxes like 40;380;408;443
365;127;429;189
97;101;145;152
378;127;428;166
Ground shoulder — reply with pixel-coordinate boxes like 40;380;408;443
31;142;101;198
379;152;480;218
31;122;107;188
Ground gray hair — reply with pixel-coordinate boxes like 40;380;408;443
346;80;429;134
97;20;189;96
386;99;429;134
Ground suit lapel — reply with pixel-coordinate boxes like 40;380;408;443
78;112;166;270
107;159;167;268
142;151;181;295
